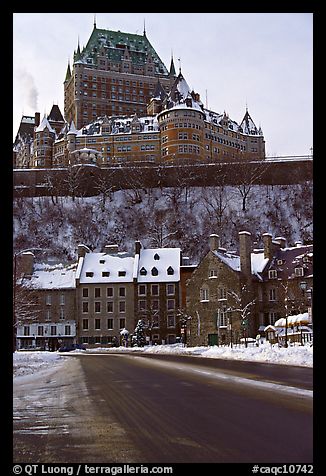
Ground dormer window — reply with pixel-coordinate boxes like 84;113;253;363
140;267;147;276
86;272;94;277
268;270;277;279
167;266;174;275
99;259;105;264
102;271;110;277
154;253;160;260
295;267;304;277
118;271;126;277
151;267;158;276
277;259;284;266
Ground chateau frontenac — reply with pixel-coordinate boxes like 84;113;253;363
13;21;265;169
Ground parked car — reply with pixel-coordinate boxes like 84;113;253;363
58;343;86;352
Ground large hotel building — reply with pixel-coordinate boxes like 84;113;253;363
13;21;265;169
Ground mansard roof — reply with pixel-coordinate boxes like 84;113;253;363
77;27;169;76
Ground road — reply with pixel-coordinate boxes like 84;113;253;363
13;353;313;463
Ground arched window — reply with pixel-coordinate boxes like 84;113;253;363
154;253;160;260
167;266;174;275
140;267;147;276
151;267;158;276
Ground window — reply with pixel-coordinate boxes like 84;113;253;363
60;308;65;320
218;288;227;300
167;284;175;296
119;287;126;297
167;266;174;275
107;318;113;330
82;319;89;330
82;302;89;313
102;271;110;277
51;325;57;336
24;326;30;336
65;325;71;335
119;318;126;329
82;288;89;298
107;287;113;297
268;270;278;279
60;294;65;305
200;288;209;302
217;308;228;327
119;301;126;313
95;302;101;313
107;302;113;313
86;272;94;277
269;288;277;301
167;315;175;327
295;267;304;277
151;284;159;296
118;271;126;277
154;253;160;260
38;326;44;336
152;300;159;311
139;300;146;311
138;284;146;296
269;312;278;325
46;294;52;305
140;267;147;276
95;319;101;330
45;309;51;321
151;267;158;276
167;299;175;311
209;269;217;278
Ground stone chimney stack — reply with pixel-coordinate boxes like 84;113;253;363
239;231;252;278
18;252;34;277
274;237;286;249
104;244;119;254
262;233;273;260
209;234;220;252
34;112;40;127
77;244;90;258
135;240;142;255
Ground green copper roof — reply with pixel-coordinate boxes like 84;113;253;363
76;27;169;76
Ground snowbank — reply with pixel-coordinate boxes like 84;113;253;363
84;341;313;367
13;351;64;378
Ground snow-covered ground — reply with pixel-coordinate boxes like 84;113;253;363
13;351;65;378
13;341;313;378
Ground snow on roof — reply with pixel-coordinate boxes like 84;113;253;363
35;116;56;134
79;252;134;283
28;263;77;289
213;250;269;277
137;248;181;282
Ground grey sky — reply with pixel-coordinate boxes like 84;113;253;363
13;12;313;156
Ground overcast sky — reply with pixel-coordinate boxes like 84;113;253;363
13;12;313;156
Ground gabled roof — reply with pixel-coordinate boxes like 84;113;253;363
79;252;135;284
213;250;269;279
24;262;77;290
239;110;262;136
137;248;181;283
35;116;56;134
47;105;64;123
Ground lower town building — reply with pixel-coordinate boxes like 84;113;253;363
186;232;313;347
15;253;77;351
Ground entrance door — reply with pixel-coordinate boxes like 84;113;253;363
208;333;218;346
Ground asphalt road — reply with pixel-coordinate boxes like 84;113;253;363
13;353;313;463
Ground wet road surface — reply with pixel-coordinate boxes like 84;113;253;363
13;353;313;463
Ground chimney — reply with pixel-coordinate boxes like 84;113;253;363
262;233;273;260
135;240;142;255
274;237;286;249
209;234;220;252
18;252;34;276
295;240;303;247
34;112;40;127
239;231;252;278
77;244;90;258
104;244;119;254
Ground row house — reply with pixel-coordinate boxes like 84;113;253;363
15;241;190;349
15;253;77;351
186;232;313;347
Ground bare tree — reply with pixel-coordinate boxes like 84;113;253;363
227;286;256;347
233;159;269;212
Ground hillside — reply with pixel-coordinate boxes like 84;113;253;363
13;181;313;263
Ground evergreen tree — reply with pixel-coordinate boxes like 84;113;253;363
133;319;146;347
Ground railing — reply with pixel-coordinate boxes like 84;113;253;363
265;155;313;162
